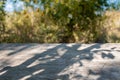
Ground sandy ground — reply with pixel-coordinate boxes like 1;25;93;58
0;43;120;80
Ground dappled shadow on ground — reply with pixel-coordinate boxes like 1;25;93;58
89;62;120;80
0;44;119;80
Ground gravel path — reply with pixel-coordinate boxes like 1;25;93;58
0;43;120;80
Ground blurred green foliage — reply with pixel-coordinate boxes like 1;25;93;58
0;0;6;42
0;0;119;43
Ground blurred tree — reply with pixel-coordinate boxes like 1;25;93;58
16;0;113;42
39;0;110;42
0;0;6;21
0;0;6;42
1;0;119;43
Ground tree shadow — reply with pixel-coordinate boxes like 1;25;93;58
0;44;116;80
0;44;42;56
89;62;120;80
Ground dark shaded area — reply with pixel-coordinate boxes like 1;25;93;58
0;44;37;50
89;64;120;80
0;44;117;80
102;53;115;59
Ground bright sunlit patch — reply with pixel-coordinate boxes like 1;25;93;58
0;70;7;76
19;75;31;80
57;47;67;55
77;44;93;50
32;69;44;75
26;60;40;68
88;75;100;80
66;43;76;47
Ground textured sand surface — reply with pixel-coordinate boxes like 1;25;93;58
0;43;120;80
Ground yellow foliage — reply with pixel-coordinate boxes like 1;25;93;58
103;10;120;42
